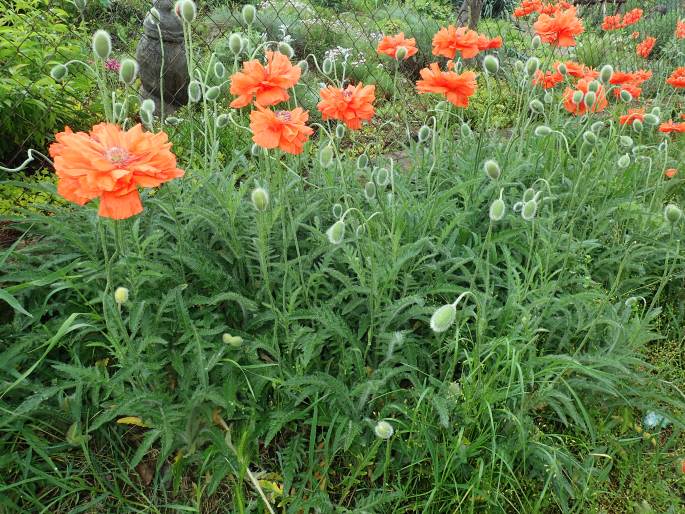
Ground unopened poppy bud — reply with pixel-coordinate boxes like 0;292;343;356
319;144;334;167
113;102;124;119
582;131;597;145
418;125;432;143
587;80;600;93
356;153;368;169
658;141;667;153
215;114;229;128
557;63;567;75
277;42;294;59
632;119;643;132
374;420;394;439
531;35;541;49
188;80;202;102
180;0;196;23
489;189;506;221
665;204;682;224
513;201;523;213
251;143;260;156
650;106;660;116
521;199;538;221
92;29;112;60
591;121;604;133
376;167;389;187
522;187;535;202
140;109;153;126
525;57;540;76
149;7;161;23
297;59;309;74
430;303;456;333
599;64;613;83
620;89;633;102
228;33;243;55
514;60;524;74
483;159;501;180
165;116;181;126
205;86;220;101
483;55;499;74
620;135;633;147
332;203;343;218
643;113;659;126
364;181;376;201
395;46;408;60
74;0;87;11
326;220;345;244
114;287;129;305
141;98;155;113
214;61;225;79
50;64;68;81
529;99;544;113
251;187;269;211
584;91;596;108
617;154;631;168
322;58;334;75
119;58;138;84
543;92;553;104
460;123;472;139
572;91;583;105
242;4;256;25
534;125;552;137
222;333;243;347
335;124;346;138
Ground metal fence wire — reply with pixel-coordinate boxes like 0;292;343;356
0;0;683;172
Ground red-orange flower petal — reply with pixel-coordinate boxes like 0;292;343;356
317;83;375;130
377;32;418;60
636;37;656;58
622;8;643;27
666;67;685;88
416;62;477;108
619;108;645;125
659;121;685;134
229;51;301;109
249;105;313;154
432;25;481;59
563;78;607;116
534;6;584;47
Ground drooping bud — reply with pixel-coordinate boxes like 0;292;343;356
335;124;346;138
617;154;631;168
664;204;682;224
319;144;334;168
651;106;661;117
643;113;659;126
364;181;376;201
214;61;226;79
489;189;506;221
514;60;524;74
531;35;541;49
599;64;613;83
483;159;501;180
114;287;129;305
374;420;394;439
205;86;220;101
525;57;540;76
180;0;196;23
297;59;309;74
141;98;155;114
375;167;389;187
251;187;269;211
591;121;604;133
430;304;456;333
395;46;408;60
543;92;553;104
322;58;334;75
242;4;256;25
149;7;161;23
584;91;596;108
529;99;544;113
250;143;260;156
356;153;369;169
113;102;124;119
73;0;87;11
521;199;538;221
332;203;343;219
119;58;138;84
277;42;294;59
92;29;112;60
140;109;153;126
326;220;345;244
483;55;499;74
165;116;181;126
632;119;643;132
50;64;68;81
418;125;432;143
522;187;536;203
188;80;202;102
460;123;472;139
534;125;552;137
582;131;597;145
215;114;230;128
620;89;633;102
228;33;243;55
620;135;633;147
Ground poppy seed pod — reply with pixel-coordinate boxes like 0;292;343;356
430;303;456;333
332;203;343;219
119;58;138;85
572;91;583;105
557;63;567;75
326;220;345;244
599;64;613;83
215;114;230;128
319;144;334;167
364;181;376;201
395;46;408;60
583;91;596;108
489;190;506;221
205;86;220;101
228;33;243;55
251;187;269;211
114;287;129;305
543;92;553;104
297;59;309;74
664;204;683;224
483;55;499;74
50;64;68;81
534;125;552;137
617;153;631;168
356;153;369;169
643;113;659;126
92;29;112;60
483;159;501;180
522;187;536;203
591;121;604;133
375;167;389;187
141;98;155;114
521;199;538;221
418;125;432;143
531;35;541;49
374;420;394;439
529;99;544;113
632;119;643;132
242;4;256;25
460;123;472;139
620;89;633;102
525;57;540;76
223;333;243;347
335;124;346;138
188;81;202;102
214;61;226;79
619;135;633;147
582;131;597;145
322;58;334;75
278;42;294;59
180;0;196;23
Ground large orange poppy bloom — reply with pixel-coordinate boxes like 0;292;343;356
619;108;645;125
416;62;477;107
229;51;301;109
432;25;481;59
636;37;655;58
49;123;184;219
622;8;643;27
533;69;564;89
666;67;685;88
317;83;376;130
476;34;503;50
533;6;584;47
377;32;418;60
563;79;608;116
610;69;652;99
659;121;685;134
555;60;595;79
249;105;313;155
601;15;623;31
514;0;542;17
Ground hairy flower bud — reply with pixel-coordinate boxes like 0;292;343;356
50;64;68;81
599;64;613;83
643;113;659;126
113;102;124;119
205;85;220;101
514;60;524;74
531;35;541;49
483;159;501;180
364;181;376;201
228;33;243;55
619;135;633;147
222;333;243;347
92;29;112;60
374;420;394;439
332;203;343;219
119;58;138;85
483;55;499;74
534;125;552;137
375;167;389;187
529;99;544;113
591;121;604;133
584;91;596;108
297;59;309;74
213;61;226;79
251;187;269;211
188;80;202;102
242;4;256;25
587;80;600;93
620;89;633;102
460;123;472;139
664;204;682;224
572;90;583;105
525;57;540;76
140;108;153;126
557;63;567;75
489;189;506;221
356;153;368;169
322;57;334;75
180;0;196;23
521;199;538;221
215;113;230;128
140;98;155;114
326;220;345;244
543;91;553;104
395;46;408;60
277;41;294;59
418;125;432;143
335;124;346;138
430;303;456;333
617;153;631;169
582;130;597;145
632;119;643;132
165;116;181;126
114;286;129;305
319;144;334;168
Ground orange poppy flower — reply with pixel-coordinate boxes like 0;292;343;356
602;15;623;31
416;62;477;107
432;25;481;59
677;20;685;39
554;60;593;79
619;108;645;125
636;37;655;58
249;105;313;155
533;69;564;89
49;123;183;219
610;70;652;99
659;121;685;134
317;83;375;130
229;51;301;109
377;32;418;60
665;168;678;179
666;67;685;88
477;35;503;50
563;78;608;116
534;6;584;47
622;8;643;27
514;0;542;17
